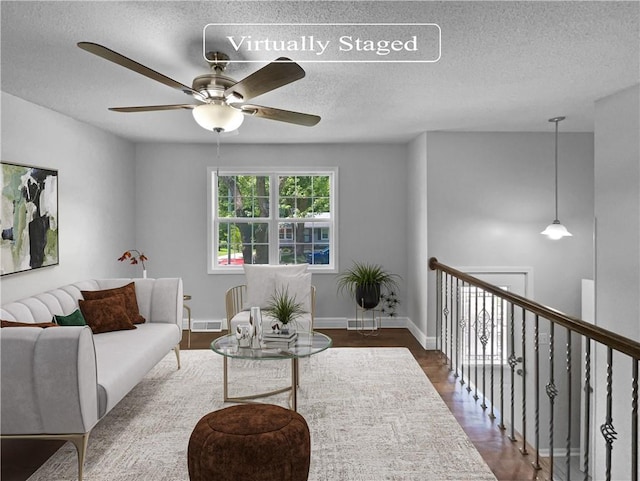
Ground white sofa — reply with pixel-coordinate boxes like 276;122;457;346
0;277;183;481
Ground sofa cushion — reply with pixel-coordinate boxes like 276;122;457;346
54;309;87;326
243;264;308;309
82;282;146;324
79;295;137;334
93;322;181;416
273;271;312;312
1;319;58;328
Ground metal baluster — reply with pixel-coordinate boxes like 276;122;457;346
474;288;479;400
489;293;496;420
449;274;454;371
533;314;541;470
436;270;441;354
582;338;591;481
467;285;473;393
566;330;572;481
460;280;466;387
520;308;529;455
633;359;638;481
498;297;505;430
508;303;517;440
547;321;557;480
454;277;459;377
600;347;616;481
481;290;488;409
443;273;449;366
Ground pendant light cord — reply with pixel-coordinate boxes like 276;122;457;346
549;116;565;222
554;118;559;221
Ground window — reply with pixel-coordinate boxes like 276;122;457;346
209;168;337;272
459;286;508;365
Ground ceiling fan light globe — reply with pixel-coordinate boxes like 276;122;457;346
541;220;572;240
192;103;244;132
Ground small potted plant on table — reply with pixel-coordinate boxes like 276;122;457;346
265;287;304;335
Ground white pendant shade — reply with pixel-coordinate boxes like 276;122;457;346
192;103;244;132
541;220;573;240
541;116;572;240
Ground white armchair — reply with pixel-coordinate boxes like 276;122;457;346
225;264;316;334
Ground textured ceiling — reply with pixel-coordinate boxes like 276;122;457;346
1;1;638;144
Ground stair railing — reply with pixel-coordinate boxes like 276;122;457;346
429;257;640;481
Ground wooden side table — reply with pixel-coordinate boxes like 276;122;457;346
183;294;192;348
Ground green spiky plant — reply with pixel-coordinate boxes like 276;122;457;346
336;261;400;309
265;287;305;327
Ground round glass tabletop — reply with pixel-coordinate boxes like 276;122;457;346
211;331;332;360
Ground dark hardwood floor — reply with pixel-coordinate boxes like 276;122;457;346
1;328;545;481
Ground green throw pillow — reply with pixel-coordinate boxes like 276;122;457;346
54;309;87;326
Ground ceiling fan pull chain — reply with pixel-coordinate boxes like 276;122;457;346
216;130;221;167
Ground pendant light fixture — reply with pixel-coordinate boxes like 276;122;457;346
541;116;572;239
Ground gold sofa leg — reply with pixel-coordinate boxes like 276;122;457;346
174;344;181;369
69;432;91;481
1;431;91;481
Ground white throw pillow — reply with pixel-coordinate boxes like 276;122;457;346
243;264;308;309
274;271;312;313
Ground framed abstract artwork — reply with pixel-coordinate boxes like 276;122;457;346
1;162;59;276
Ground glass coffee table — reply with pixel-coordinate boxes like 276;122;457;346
211;331;332;411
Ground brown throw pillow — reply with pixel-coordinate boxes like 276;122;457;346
1;319;58;328
79;295;137;334
81;282;145;324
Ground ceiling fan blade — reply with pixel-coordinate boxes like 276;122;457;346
241;104;320;126
77;42;203;99
109;104;196;113
225;58;305;102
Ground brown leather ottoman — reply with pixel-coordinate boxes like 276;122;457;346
188;404;311;481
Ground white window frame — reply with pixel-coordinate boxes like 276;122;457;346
207;166;338;274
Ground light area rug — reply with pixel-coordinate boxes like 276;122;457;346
27;348;497;481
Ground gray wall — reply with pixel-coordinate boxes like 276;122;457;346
133;142;408;324
426;131;595;336
0;93;137;302
406;133;429;345
593;83;640;480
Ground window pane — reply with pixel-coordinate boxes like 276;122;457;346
279;197;296;218
279;176;296;197
312;176;330;197
297;197;314;217
460;287;508;365
217;222;269;265
217;175;269;218
306;243;330;265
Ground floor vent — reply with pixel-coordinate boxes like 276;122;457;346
190;320;223;332
346;318;379;331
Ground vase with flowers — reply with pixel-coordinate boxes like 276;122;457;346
118;249;148;278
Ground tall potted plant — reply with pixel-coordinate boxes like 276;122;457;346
336;261;400;309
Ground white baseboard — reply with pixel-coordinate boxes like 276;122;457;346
183;316;431;350
537;448;580;458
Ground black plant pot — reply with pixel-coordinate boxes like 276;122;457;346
356;284;381;309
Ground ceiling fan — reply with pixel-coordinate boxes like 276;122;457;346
77;42;321;132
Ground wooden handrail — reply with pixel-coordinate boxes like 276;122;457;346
429;257;640;360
